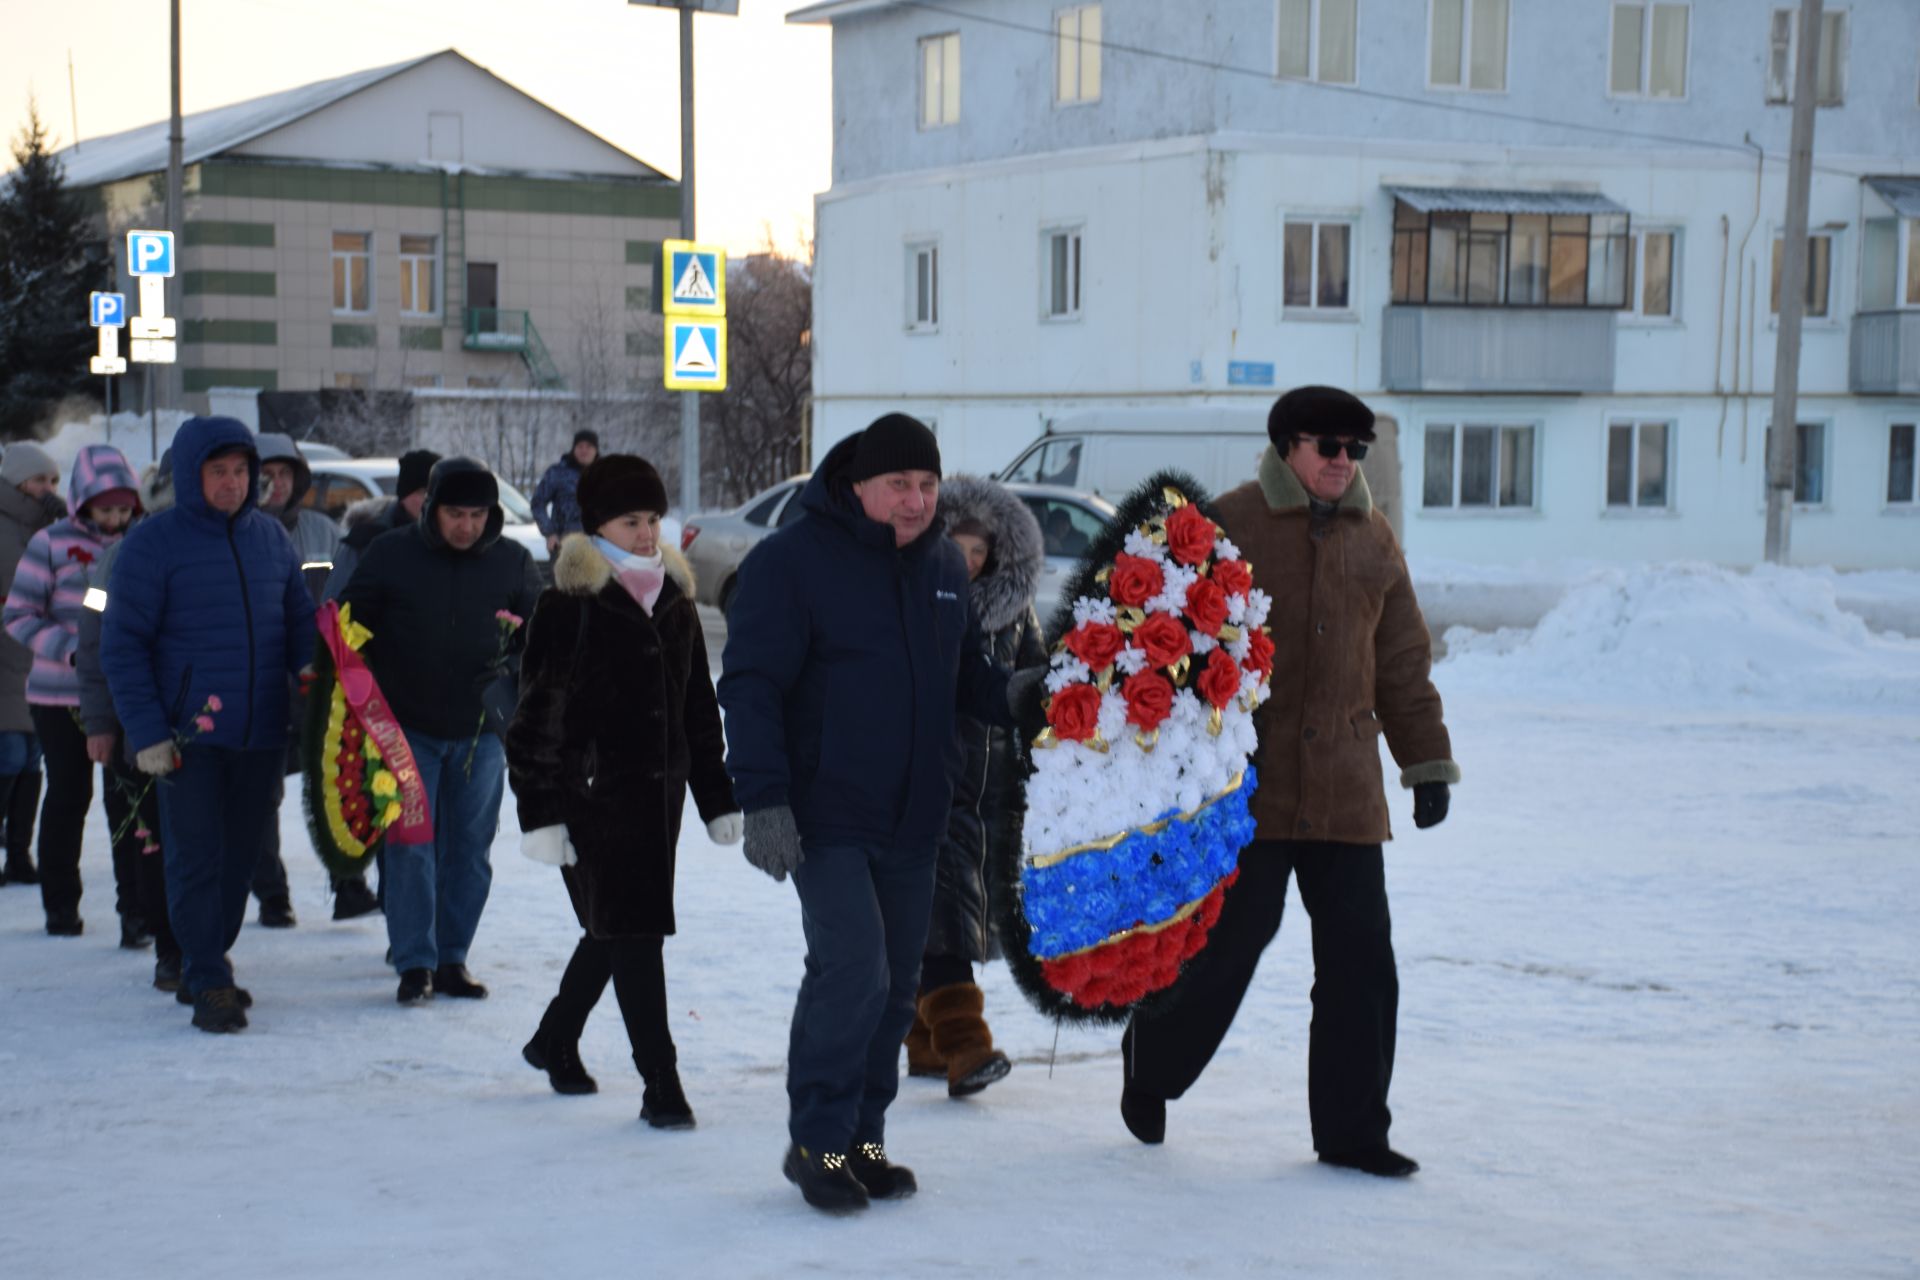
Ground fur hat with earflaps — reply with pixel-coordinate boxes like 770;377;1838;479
577;454;669;535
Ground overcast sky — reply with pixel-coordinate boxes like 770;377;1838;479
0;0;832;256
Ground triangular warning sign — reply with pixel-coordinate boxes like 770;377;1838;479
674;255;717;303
675;326;717;374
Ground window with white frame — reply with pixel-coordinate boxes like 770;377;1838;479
907;241;940;332
1422;422;1536;509
1762;421;1829;504
1860;218;1920;311
1046;226;1083;320
1767;7;1847;106
920;33;961;128
1606;420;1672;509
399;234;437;316
1056;6;1102;104
332;231;372;313
1429;0;1508;92
1633;228;1679;318
1277;0;1357;84
1769;233;1834;318
1888;423;1917;505
1610;3;1689;98
1282;218;1353;311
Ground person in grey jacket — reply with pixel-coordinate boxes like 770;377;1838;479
0;441;63;887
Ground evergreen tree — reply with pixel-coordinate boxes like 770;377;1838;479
0;99;110;439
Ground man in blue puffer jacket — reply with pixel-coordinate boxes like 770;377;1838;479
102;416;316;1034
719;413;1036;1212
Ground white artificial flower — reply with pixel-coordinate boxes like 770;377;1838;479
1123;530;1166;562
1191;631;1218;655
1245;589;1272;628
1146;563;1198;616
1214;537;1242;562
1115;646;1148;675
1226;593;1248;626
1072;596;1118;627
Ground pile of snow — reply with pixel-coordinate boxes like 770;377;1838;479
1437;562;1920;711
22;410;194;478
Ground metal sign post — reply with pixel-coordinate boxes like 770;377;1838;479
126;229;178;461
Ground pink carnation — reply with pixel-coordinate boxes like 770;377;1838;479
494;610;523;628
193;715;215;734
205;695;224;712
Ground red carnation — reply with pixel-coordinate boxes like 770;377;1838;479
1197;647;1242;709
1165;504;1217;566
1046;683;1104;743
1131;613;1191;670
1108;554;1164;609
1063;621;1125;672
67;546;95;566
1211;558;1253;599
1242;628;1275;678
1184;577;1228;637
1120;670;1175;731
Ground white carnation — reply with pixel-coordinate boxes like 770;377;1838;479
1245;589;1272;628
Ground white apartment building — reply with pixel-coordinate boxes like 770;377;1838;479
792;0;1920;569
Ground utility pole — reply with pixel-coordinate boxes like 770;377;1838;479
162;0;184;432
678;1;699;515
1765;0;1823;565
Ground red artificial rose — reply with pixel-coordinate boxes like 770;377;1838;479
1184;577;1228;637
1242;628;1275;678
1046;682;1104;743
1108;553;1164;608
1197;647;1242;709
1165;504;1218;566
1063;621;1125;672
1211;557;1253;599
1121;670;1175;731
1131;613;1191;670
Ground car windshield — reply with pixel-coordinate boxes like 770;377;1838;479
496;478;535;523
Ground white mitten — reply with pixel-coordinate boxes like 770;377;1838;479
520;825;576;867
135;742;179;777
706;812;744;846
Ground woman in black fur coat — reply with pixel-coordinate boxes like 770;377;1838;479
905;474;1048;1096
506;455;740;1129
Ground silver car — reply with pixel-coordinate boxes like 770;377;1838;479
303;458;576;569
682;475;1114;631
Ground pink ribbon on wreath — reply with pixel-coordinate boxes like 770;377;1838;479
316;601;434;845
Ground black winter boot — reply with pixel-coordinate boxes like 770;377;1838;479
1319;1146;1420;1178
152;954;183;993
257;895;296;928
331;876;380;920
432;964;488;999
522;1028;597;1095
191;987;249;1034
396;968;434;1005
45;910;83;937
847;1141;918;1199
782;1145;870;1213
1121;1084;1166;1145
120;916;153;950
639;1064;695;1129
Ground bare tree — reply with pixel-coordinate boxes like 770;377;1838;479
701;245;811;508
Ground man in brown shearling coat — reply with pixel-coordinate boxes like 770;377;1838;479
1119;385;1459;1179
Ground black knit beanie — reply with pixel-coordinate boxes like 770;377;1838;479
396;449;441;500
573;429;601;451
427;458;498;510
1268;385;1376;449
578;454;669;533
847;413;941;482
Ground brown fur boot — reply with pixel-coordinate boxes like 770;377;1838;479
920;982;1012;1098
904;1008;944;1078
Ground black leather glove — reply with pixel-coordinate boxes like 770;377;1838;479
1007;667;1048;740
1412;781;1450;830
743;805;804;882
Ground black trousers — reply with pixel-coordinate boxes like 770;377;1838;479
539;933;675;1076
1123;838;1398;1154
101;737;176;961
29;705;137;925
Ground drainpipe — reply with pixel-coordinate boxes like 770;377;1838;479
1714;214;1730;457
1732;134;1766;462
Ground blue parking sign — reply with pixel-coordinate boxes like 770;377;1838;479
90;292;127;328
126;230;175;278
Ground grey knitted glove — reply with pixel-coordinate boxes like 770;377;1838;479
743;805;804;882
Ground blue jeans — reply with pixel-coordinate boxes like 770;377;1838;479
0;730;43;774
156;746;284;996
786;839;939;1153
383;730;505;974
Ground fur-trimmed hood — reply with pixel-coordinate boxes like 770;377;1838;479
936;474;1044;633
552;532;695;600
342;495;397;532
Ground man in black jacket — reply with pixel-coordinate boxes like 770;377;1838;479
719;414;1035;1213
340;458;541;1005
322;449;439;604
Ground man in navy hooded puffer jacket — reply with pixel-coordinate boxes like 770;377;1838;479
102;416;315;1034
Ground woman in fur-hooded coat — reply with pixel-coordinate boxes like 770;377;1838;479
907;473;1047;1096
505;454;739;1128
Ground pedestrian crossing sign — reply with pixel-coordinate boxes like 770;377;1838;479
662;239;726;316
664;318;727;391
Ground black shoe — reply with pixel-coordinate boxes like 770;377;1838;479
847;1141;918;1200
2;857;37;886
257;896;296;928
176;984;251;1008
781;1144;870;1213
949;1050;1013;1098
1319;1146;1420;1178
45;912;83;937
191;987;249;1034
397;968;434;1005
153;955;183;993
432;964;488;999
120;916;154;950
1121;1085;1166;1145
639;1067;695;1130
331;877;380;920
522;1029;598;1095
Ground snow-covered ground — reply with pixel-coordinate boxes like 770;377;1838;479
2;573;1917;1278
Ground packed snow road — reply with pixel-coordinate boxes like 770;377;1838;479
1;574;1916;1278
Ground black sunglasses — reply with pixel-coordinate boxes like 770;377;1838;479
1296;436;1369;461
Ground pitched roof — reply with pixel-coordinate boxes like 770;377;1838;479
787;1;918;23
